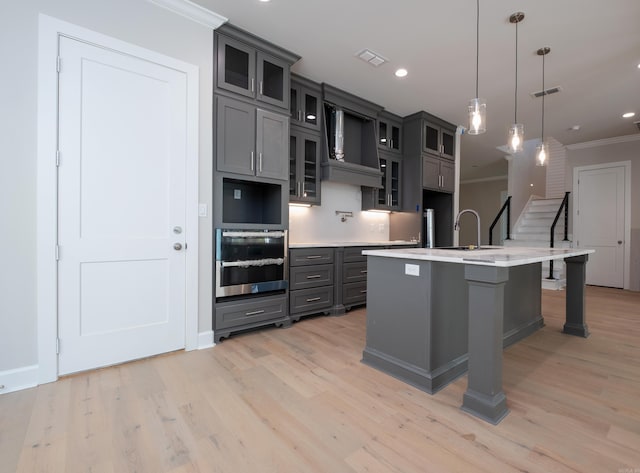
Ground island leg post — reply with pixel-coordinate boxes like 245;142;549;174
563;254;590;338
462;265;510;424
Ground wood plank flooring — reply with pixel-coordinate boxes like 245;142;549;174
2;286;639;473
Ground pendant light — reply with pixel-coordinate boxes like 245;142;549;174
536;47;551;166
507;12;525;153
467;0;486;135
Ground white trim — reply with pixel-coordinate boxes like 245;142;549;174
572;161;631;290
37;14;200;383
198;331;216;350
0;365;39;395
146;0;227;29
566;134;640;150
460;175;508;185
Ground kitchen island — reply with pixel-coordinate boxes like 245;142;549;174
361;246;593;424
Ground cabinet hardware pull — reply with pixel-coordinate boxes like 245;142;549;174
297;181;301;197
250;151;254;171
251;78;255;93
259;152;263;172
360;290;367;293
259;81;263;95
306;274;322;279
306;255;323;259
360;270;368;274
306;297;321;302
245;309;265;316
298;110;302;122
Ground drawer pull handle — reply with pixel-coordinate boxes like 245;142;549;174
245;309;265;316
306;297;321;302
360;290;367;293
306;255;323;259
306;274;322;279
360;270;368;274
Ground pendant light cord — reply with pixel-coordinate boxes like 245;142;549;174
475;0;479;98
514;20;518;123
541;51;545;141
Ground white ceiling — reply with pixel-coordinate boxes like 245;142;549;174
196;0;640;179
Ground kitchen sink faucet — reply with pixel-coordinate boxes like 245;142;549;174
454;209;481;249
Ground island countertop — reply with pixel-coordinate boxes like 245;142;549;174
362;246;594;267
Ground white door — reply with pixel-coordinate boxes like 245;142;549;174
57;37;187;375
574;165;625;288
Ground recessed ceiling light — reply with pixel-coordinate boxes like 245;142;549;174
395;68;408;78
259;0;270;2
569;125;581;131
622;112;636;118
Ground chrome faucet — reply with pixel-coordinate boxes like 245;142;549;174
454;209;481;249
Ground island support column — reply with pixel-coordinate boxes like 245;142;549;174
462;265;510;424
563;254;590;338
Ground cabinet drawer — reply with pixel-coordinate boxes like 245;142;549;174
290;287;334;315
343;281;368;306
343;246;368;263
290;264;334;290
215;295;287;330
343;261;368;283
290;247;334;266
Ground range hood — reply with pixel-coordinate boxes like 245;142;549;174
321;84;383;189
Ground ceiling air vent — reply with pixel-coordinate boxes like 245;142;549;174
531;85;562;98
356;49;387;67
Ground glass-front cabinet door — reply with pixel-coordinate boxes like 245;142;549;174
376;156;401;210
257;52;288;109
290;76;321;131
289;128;320;205
216;35;256;100
378;112;402;154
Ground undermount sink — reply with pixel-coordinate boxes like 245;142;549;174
436;246;492;251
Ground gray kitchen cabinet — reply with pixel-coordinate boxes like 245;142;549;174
289;248;335;321
290;74;321;131
377;110;402;154
216;28;295;110
423;120;455;160
362;152;401;211
423;155;454;193
216;95;289;181
289;127;321;205
214;293;290;343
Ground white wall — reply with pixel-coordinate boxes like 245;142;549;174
289;181;390;243
0;1;214;375
459;178;508;246
507;141;547;222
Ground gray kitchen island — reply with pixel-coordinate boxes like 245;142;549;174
361;246;594;424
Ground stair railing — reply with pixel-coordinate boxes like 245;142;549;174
547;191;571;279
489;196;512;246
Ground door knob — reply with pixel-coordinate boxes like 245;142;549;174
173;243;183;251
618;240;623;245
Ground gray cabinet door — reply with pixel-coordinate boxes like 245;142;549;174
256;109;289;180
289;127;321;204
257;51;289;109
422;155;441;190
216;35;256;100
216;96;256;176
440;160;455;193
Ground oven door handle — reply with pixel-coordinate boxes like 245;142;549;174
220;258;285;268
221;231;287;238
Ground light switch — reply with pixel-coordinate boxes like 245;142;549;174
198;203;208;217
405;263;420;276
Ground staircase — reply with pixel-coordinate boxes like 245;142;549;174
503;197;572;290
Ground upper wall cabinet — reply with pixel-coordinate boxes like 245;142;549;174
377;110;402;155
403;111;456;161
215;24;300;111
290;74;321;131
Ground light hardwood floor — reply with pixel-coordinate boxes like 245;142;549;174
2;286;639;473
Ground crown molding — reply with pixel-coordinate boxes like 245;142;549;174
566;133;640;151
460;175;508;185
147;0;227;29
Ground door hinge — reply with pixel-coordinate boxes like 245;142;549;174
56;56;62;73
184;243;188;250
56;150;60;167
56;338;60;354
55;245;60;261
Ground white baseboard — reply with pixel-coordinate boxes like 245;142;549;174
198;330;215;350
0;364;39;395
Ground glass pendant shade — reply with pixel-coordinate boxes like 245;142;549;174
507;123;524;153
536;141;548;166
468;98;486;135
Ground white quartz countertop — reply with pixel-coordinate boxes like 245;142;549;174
362;246;595;267
289;241;418;248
